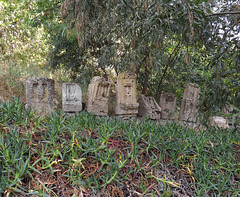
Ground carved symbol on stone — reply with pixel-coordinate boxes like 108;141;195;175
62;83;82;113
179;83;200;122
26;77;55;115
66;84;76;102
86;76;110;116
124;85;132;100
138;94;161;120
115;73;139;118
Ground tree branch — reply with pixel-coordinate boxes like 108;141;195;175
206;11;240;17
135;50;149;75
156;41;181;100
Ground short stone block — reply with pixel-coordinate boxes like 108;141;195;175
209;116;229;129
26;77;54;114
138;94;161;120
62;83;82;113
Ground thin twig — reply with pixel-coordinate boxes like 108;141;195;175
206;11;240;17
156;41;182;99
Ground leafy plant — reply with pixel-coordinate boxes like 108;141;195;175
0;99;239;196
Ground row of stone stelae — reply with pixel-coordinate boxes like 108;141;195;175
25;73;201;122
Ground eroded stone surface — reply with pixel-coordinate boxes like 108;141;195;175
179;83;200;122
115;73;139;118
26;77;54;114
86;76;110;116
209;116;229;129
222;104;233;122
159;92;176;120
222;104;233;115
62;83;82;113
138;94;161;120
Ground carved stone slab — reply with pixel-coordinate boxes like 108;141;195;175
26;77;54;114
62;83;82;113
179;83;200;122
138;94;161;120
159;92;176;120
86;76;110;116
115;73;139;118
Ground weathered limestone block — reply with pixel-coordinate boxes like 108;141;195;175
86;76;110;116
62;83;82;113
26;77;54;114
179;83;200;122
138;94;161;120
159;92;177;120
115;73;139;118
209;116;229;129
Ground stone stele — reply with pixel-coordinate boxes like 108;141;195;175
62;83;82;113
86;76;110;116
138;94;161;120
115;73;139;118
26;77;54;114
159;92;177;120
179;83;200;122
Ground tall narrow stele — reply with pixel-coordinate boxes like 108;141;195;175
86;76;111;116
62;83;82;113
159;92;177;120
115;73;139;119
179;83;200;122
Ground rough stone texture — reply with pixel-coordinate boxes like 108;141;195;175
159;92;177;120
26;77;54;114
62;83;82;113
222;104;233;115
115;73;139;119
222;104;233;124
209;116;229;129
179;83;200;122
138;94;161;120
86;76;110;116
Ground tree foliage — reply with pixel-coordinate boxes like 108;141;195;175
57;0;240;116
0;0;50;67
0;0;239;120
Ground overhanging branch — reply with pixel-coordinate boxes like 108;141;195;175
206;11;240;17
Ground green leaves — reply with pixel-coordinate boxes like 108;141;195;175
1;94;240;195
55;0;240;119
0;0;50;67
0;127;31;195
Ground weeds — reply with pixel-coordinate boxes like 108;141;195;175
0;98;239;196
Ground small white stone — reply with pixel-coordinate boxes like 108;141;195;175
209;116;229;129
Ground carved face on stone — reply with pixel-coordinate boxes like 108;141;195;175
123;85;133;101
115;73;139;117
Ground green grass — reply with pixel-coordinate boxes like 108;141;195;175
0;98;239;196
